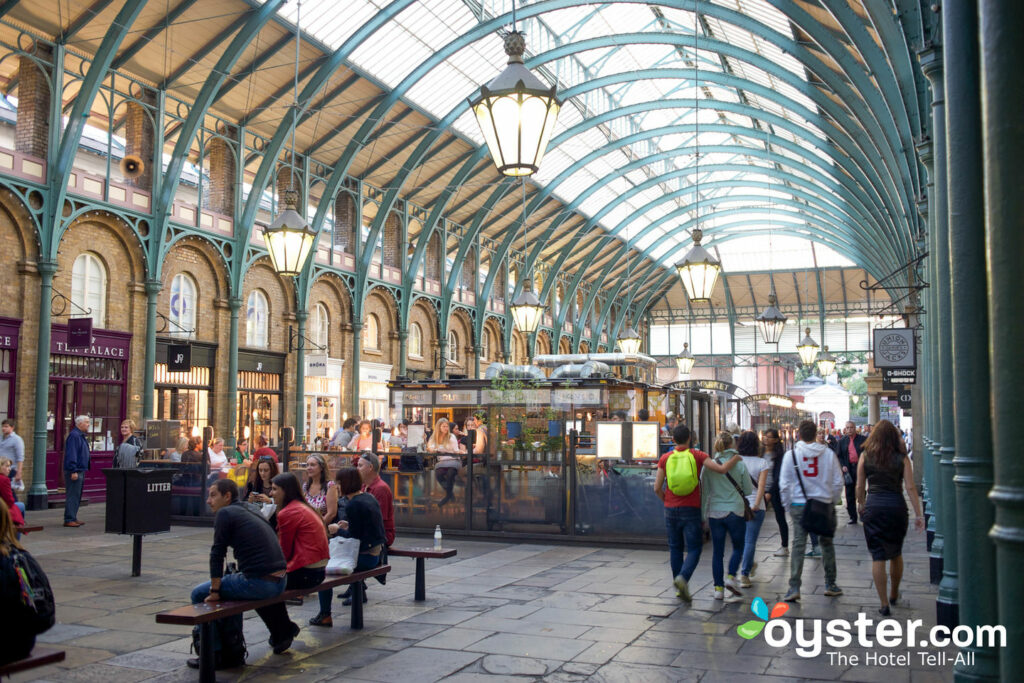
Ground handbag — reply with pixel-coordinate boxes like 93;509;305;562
843;470;854;486
326;537;360;575
723;470;755;521
791;451;836;538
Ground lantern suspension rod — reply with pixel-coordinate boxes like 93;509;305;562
289;0;301;192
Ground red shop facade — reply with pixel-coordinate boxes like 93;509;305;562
0;317;19;422
45;323;131;502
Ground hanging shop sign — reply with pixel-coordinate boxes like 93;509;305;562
873;329;916;368
305;353;328;377
167;344;191;373
67;316;93;349
672;379;750;399
882;367;916;389
51;324;130;358
898;390;912;409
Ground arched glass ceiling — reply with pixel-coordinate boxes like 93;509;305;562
263;0;865;273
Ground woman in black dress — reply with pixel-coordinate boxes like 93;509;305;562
855;420;924;616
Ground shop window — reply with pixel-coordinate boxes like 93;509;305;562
363;313;380;350
409;322;423;358
311;303;329;349
246;290;269;348
169;273;197;339
447;330;458;363
71;252;107;327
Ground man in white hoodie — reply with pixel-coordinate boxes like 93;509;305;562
779;420;845;602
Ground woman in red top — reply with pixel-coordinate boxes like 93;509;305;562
0;458;24;528
252;434;278;460
258;472;330;653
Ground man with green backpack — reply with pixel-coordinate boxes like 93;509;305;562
654;424;743;602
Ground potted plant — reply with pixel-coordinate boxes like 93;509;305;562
544;435;564;463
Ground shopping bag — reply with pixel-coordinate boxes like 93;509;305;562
326;537;360;575
259;503;277;521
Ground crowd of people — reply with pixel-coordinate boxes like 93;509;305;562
656;418;922;613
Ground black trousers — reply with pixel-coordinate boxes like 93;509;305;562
769;485;789;547
844;482;858;522
257;566;326;643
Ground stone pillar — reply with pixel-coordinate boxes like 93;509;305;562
944;0;997;674
867;392;880;425
206;130;236;216
124;90;155;190
919;44;947;587
15;46;52;158
980;1;1024;679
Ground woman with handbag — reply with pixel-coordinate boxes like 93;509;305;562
701;431;752;599
114;420;144;469
855;420;924;616
736;432;770;588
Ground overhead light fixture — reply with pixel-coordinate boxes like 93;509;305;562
469;3;561;177
816;345;836;377
797;327;820;366
264;190;317;277
510;282;544;334
676;342;695;375
675;228;721;302
755;293;787;345
617;325;642;355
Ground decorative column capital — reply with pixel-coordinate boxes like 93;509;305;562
144;279;163;296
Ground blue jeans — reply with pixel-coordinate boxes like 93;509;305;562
318;552;381;615
63;472;84;523
664;506;703;582
14;502;25;540
191;573;287;647
709;513;746;587
741;508;766;575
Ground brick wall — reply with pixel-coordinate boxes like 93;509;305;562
383;211;401;267
425;231;440;280
407;300;437;373
206;131;236;217
334;191;354;252
124;91;156;190
15;46;52;159
362;289;397;369
309;274;352;415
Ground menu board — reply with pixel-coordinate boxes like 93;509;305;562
631;422;660;460
407;424;425;448
596;422;623;460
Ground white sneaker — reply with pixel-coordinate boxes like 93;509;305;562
773;547;789;557
713;587;724;600
724;576;743;596
739;574;752;588
749;561;758;578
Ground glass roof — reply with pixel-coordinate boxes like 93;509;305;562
263;0;852;274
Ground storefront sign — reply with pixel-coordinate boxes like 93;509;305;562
67;317;93;349
359;363;392;384
305;353;328;377
436;389;478;405
882;367;916;388
167;344;191;372
400;390;433;406
873;329;916;368
51;323;131;358
238;351;284;374
0;318;19;349
673;379;750;398
552;388;603;408
898;390;912;409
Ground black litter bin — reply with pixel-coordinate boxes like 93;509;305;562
103;468;177;575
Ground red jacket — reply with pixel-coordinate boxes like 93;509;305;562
276;500;329;573
364;476;395;546
0;475;23;526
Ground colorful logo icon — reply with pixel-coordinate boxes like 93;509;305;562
737;597;789;639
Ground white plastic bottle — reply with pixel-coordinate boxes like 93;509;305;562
434;525;442;550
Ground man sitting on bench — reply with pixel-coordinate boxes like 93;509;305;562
187;480;288;669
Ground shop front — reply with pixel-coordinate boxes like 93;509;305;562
304;355;343;445
0;317;19;421
153;340;215;438
359;361;392;423
45;324;131;501
237;351;284;446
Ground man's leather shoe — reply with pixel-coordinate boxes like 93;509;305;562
63;521;84;527
342;591;368;607
186;657;200;669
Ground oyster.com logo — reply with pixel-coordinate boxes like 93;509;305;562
736;596;788;639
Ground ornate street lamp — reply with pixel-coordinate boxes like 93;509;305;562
676;342;695;375
675;228;721;302
510;281;544;334
797;327;820;367
816;345;836;378
470;30;561;177
264;189;317;277
754;293;787;345
617;325;642;355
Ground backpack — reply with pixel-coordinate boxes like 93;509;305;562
666;449;699;497
191;615;247;669
9;547;56;636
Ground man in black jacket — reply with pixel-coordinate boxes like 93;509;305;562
837;421;867;524
187;480;291;668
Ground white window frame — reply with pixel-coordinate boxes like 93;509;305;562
408;322;423;358
169;273;197;339
71;252;107;327
480;329;490;362
246;290;269;348
447;330;459;363
363;314;380;350
311;303;329;349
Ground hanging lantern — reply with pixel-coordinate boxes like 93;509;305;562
675;228;721;302
797;327;820;366
754;293;787;345
263;190;317;277
676;342;695;375
816;345;836;378
617;325;642;355
510;281;544;334
470;31;561;177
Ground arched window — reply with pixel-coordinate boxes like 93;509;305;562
408;322;423;358
480;328;490;362
246;290;269;348
363;314;380;350
555;283;564;316
447;330;459;363
168;273;197;339
71;252;107;327
511;334;523;365
508;266;517;298
311;303;329;349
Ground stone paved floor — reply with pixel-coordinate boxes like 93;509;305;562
11;502;962;682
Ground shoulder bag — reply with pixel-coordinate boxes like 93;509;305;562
791;451;836;537
722;467;755;521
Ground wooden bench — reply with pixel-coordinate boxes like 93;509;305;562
0;646;65;677
156;565;390;683
19;525;43;534
388;547;457;601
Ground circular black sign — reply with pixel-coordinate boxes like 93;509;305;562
878;333;911;364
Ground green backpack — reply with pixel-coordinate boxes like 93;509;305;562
666;449;699;496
